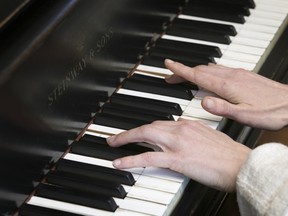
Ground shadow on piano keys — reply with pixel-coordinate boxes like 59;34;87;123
0;0;288;215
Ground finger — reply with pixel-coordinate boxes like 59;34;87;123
202;96;240;118
164;59;227;92
107;125;153;147
107;122;177;148
112;151;172;169
165;74;187;84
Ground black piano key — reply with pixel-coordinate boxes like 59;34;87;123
35;183;118;212
166;25;231;44
142;54;209;68
46;170;127;198
80;134;108;145
56;159;135;186
155;38;222;58
122;76;193;100
183;3;246;23
189;0;255;9
172;18;237;36
142;55;200;68
80;134;154;153
94;112;149;130
110;93;183;116
131;73;198;90
71;140;139;161
0;200;17;215
148;46;216;65
19;203;82;216
101;102;174;121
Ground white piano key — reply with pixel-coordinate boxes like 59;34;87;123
114;209;151;216
135;175;182;194
256;4;288;14
261;0;288;7
245;16;283;27
194;89;218;99
241;22;279;34
142;167;187;183
180;115;220;130
64;153;145;175
64;153;114;169
227;44;265;56
87;124;125;135
183;106;223;122
120;182;187;216
133;70;166;79
136;64;173;75
117;88;190;108
221;50;261;64
114;197;166;216
188;98;202;109
238;30;274;41
28;196;113;216
123;185;174;205
230;36;270;48
250;10;287;21
216;58;256;70
83;130;110;138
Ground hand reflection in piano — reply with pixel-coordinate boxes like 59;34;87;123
107;59;288;192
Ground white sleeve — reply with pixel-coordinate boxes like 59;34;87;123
236;143;288;216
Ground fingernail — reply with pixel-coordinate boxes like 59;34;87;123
107;135;115;144
113;159;121;167
165;59;175;64
205;98;215;110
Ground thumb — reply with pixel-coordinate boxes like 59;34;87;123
202;97;237;118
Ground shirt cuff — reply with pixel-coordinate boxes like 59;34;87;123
236;143;288;216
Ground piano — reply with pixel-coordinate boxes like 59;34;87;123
0;0;287;215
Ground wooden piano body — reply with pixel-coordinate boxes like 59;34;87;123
0;0;287;215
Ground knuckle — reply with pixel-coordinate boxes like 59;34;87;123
194;65;207;72
178;120;200;133
141;152;154;164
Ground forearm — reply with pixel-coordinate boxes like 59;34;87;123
236;143;288;216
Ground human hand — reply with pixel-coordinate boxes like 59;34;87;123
165;59;288;130
107;119;251;192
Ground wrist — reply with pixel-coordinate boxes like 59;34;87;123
278;84;288;128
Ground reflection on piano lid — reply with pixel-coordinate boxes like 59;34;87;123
0;0;34;31
0;0;288;215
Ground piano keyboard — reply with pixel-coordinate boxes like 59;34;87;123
20;0;288;215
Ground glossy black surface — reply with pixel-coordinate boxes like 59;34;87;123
155;38;222;58
35;183;118;212
110;93;183;115
56;159;135;186
0;0;184;214
46;170;127;198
